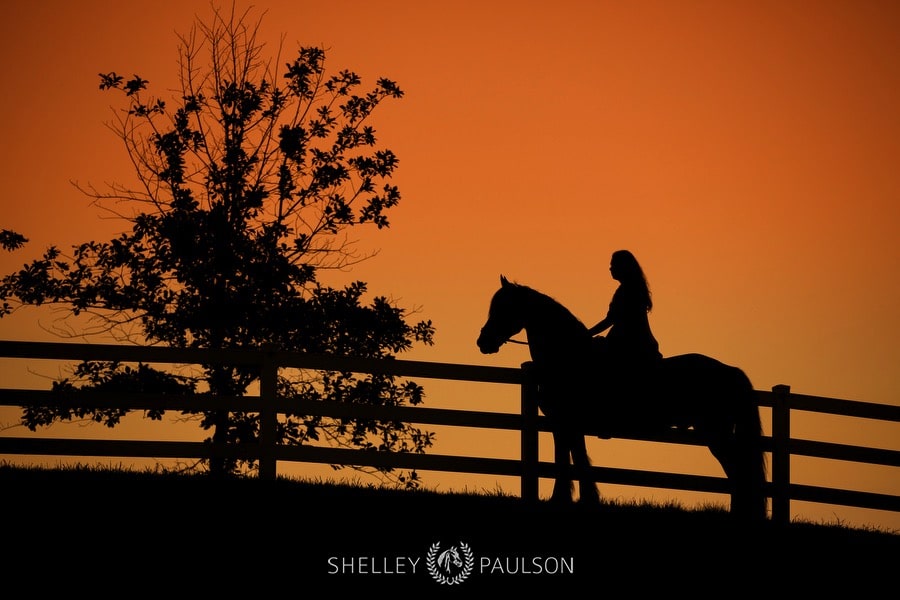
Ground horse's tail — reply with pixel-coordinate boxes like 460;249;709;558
732;367;768;522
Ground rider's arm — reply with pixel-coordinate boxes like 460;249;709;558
589;286;624;336
588;316;611;336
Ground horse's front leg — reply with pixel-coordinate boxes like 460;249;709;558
571;433;600;504
549;429;574;503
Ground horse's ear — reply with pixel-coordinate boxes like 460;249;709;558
500;275;510;287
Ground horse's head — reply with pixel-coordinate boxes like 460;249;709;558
438;547;463;570
477;275;526;354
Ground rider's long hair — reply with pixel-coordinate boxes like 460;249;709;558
612;249;653;311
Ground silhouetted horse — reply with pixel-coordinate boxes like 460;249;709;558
477;276;767;521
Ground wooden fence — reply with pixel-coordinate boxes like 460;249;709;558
1;340;898;525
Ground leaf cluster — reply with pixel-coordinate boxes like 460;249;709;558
0;6;435;485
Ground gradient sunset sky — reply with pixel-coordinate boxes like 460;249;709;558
1;0;898;531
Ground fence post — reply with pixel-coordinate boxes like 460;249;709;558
258;354;278;481
771;384;791;525
520;361;539;503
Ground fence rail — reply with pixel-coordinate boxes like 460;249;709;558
1;340;899;525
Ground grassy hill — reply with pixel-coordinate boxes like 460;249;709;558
3;463;897;595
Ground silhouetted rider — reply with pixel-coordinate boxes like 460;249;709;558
588;249;662;386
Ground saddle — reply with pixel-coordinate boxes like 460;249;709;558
589;337;662;395
585;339;669;437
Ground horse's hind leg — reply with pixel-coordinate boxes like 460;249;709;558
707;437;737;507
708;434;756;520
706;423;766;522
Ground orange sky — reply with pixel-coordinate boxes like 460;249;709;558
1;1;898;531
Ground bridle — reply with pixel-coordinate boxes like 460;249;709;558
479;323;529;349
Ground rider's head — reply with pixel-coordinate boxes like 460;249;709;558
610;250;653;310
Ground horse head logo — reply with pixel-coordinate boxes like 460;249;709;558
427;541;474;585
437;546;463;571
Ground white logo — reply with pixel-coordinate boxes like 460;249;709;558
426;541;474;585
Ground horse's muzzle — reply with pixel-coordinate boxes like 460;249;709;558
476;329;501;354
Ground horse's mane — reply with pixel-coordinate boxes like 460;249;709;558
505;281;588;334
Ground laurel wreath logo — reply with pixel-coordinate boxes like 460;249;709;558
426;541;474;585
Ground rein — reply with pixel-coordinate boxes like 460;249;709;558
505;337;528;345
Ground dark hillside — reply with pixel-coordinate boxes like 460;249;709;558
3;465;896;596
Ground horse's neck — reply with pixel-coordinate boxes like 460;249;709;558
526;325;585;361
523;293;588;363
